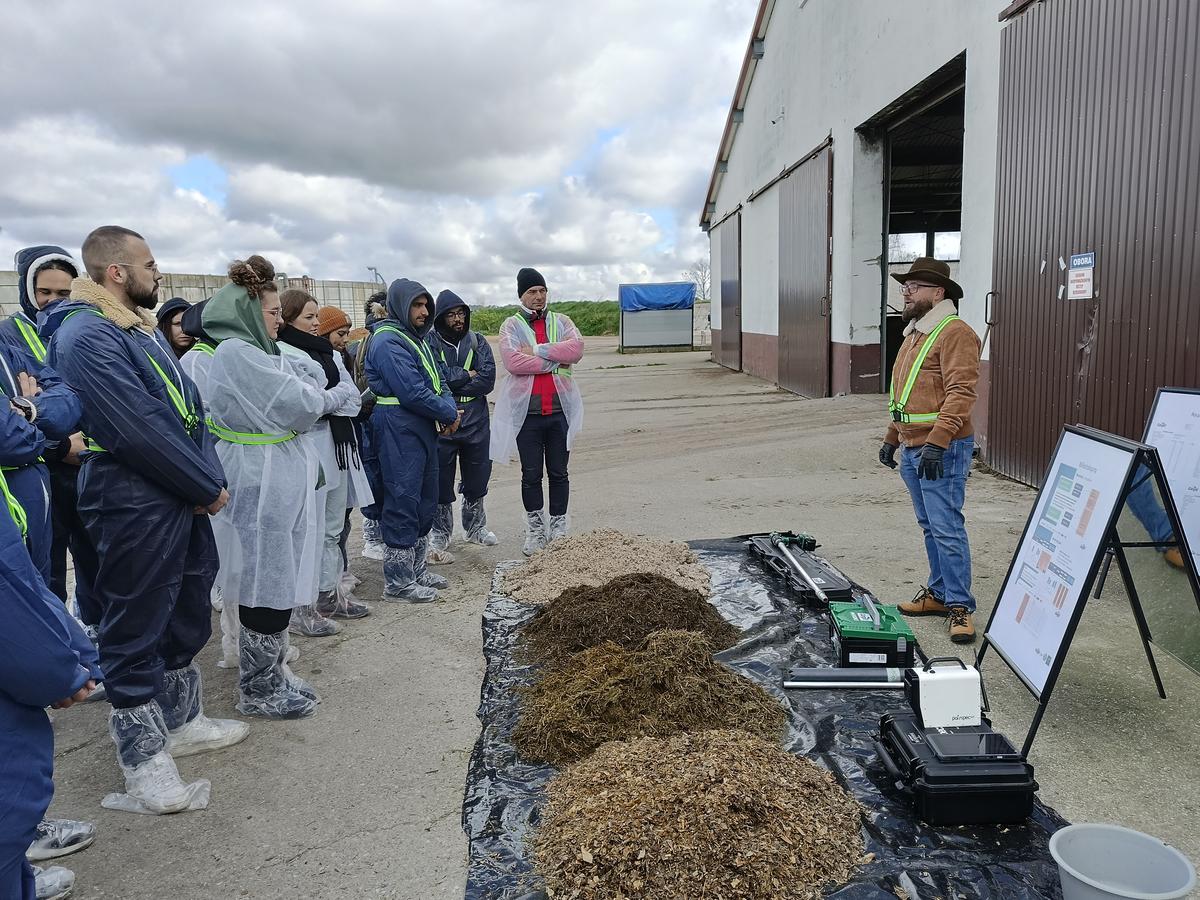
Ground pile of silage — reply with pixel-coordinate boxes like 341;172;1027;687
504;528;710;603
534;728;864;900
514;630;786;766
521;572;740;669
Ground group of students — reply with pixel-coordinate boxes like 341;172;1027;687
1;225;585;899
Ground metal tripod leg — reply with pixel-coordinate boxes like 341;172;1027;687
1111;535;1167;700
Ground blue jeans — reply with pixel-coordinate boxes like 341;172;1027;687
1125;463;1174;546
899;436;976;612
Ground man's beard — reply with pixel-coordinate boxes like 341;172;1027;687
902;298;932;322
129;281;159;310
448;321;467;338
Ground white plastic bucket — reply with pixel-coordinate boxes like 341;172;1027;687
1049;824;1196;900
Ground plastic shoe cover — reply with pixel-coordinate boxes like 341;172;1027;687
26;819;96;862
462;497;499;545
547;514;569;544
317;586;371;619
285;643;300;663
156;664;203;732
103;750;210;815
430;503;454;551
361;518;387;560
279;631;313;699
210;584;223;612
32;864;75;900
237;627;317;719
382;545;438;602
339;569;361;592
289;603;341;637
166;714;249;759
523;510;547;557
415;535;449;589
109;702;169;769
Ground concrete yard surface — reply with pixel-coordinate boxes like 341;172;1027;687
49;336;1200;898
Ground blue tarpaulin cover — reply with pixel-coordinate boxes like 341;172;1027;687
618;281;695;312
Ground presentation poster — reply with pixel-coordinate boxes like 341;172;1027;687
1144;389;1200;573
987;430;1138;696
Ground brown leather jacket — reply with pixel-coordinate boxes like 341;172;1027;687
884;299;981;449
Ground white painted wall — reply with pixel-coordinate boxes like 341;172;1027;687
709;0;1006;363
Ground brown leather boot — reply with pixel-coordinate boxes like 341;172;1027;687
948;606;976;644
898;587;950;617
1164;548;1185;570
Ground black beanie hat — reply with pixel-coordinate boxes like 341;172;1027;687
517;267;547;299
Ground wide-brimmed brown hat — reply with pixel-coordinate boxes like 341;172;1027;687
890;256;962;300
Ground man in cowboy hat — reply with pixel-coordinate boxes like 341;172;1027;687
878;257;982;644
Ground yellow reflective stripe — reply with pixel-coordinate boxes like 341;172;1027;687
439;344;478;404
0;469;27;537
207;418;296;445
84;437;106;452
375;326;442;393
15;316;47;364
193;342;217;356
1;456;45;472
375;397;400;405
888;315;959;421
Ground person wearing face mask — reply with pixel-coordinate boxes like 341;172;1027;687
426;290;497;560
277;290;370;631
878;258;981;645
490;267;585;556
42;225;247;816
365;278;461;602
154;297;195;360
203;259;355;718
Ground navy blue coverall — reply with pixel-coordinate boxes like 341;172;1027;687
43;293;225;710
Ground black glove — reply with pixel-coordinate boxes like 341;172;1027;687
879;443;898;469
919;443;945;481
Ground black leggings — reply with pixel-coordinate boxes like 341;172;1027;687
239;605;292;635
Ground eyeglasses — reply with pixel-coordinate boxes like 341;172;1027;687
111;260;161;274
443;309;468;319
900;281;939;295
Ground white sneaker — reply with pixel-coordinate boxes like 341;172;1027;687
361;541;387;561
122;752;193;814
32;864;75;900
166;714;250;759
426;547;456;565
466;529;499;546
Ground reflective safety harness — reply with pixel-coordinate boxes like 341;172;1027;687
507;313;572;378
14;314;47;364
64;309;201;452
374;325;443;406
192;342;217;357
888;314;959;424
437;336;477;404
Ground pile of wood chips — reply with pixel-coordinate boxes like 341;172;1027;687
514;630;785;766
504;528;711;603
535;729;864;900
521;572;740;669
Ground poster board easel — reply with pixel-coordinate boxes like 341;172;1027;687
975;425;1200;758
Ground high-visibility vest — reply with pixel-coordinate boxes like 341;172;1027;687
0;469;27;537
373;325;443;405
207;419;297;445
506;312;572;377
14;314;47;363
65;309;201;450
436;333;478;404
888;315;959;424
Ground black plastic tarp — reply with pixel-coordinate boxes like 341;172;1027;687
462;539;1068;899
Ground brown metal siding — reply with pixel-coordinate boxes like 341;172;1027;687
716;214;743;370
988;0;1200;485
778;146;833;397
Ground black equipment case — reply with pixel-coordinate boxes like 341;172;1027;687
747;534;853;604
874;712;1038;826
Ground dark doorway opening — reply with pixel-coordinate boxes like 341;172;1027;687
880;83;965;390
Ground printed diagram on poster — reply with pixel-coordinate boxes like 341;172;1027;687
1067;252;1096;300
986;430;1136;695
1144;389;1200;573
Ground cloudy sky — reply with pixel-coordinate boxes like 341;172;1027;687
0;1;752;304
